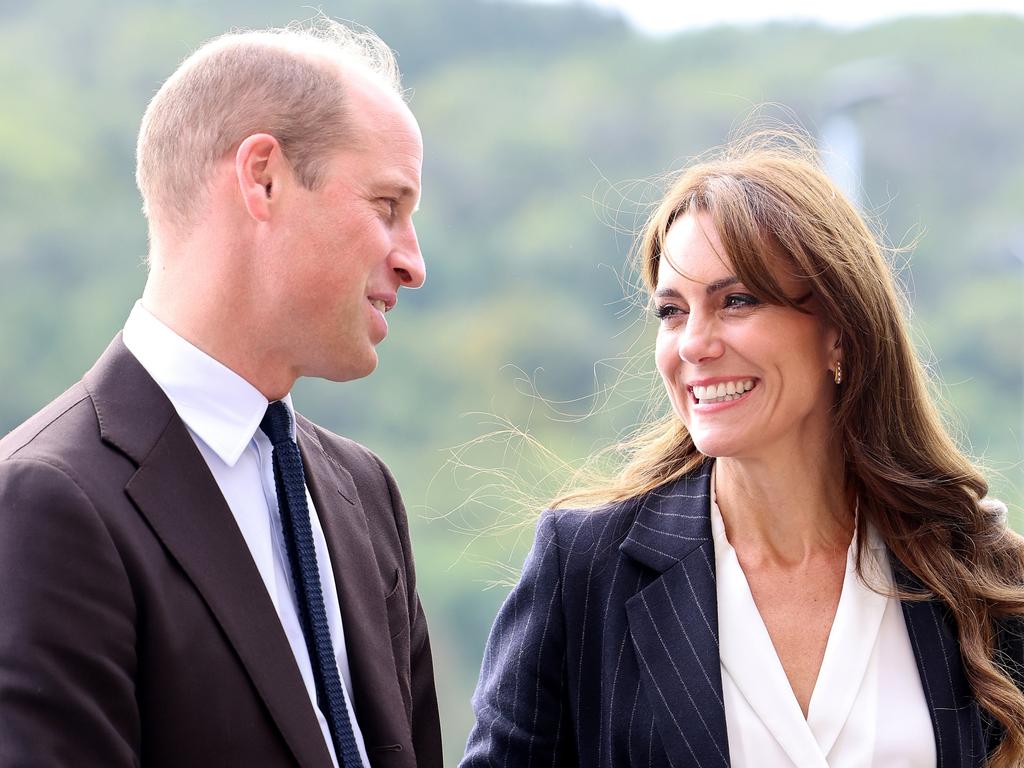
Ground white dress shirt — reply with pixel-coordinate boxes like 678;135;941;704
123;301;370;768
710;468;935;767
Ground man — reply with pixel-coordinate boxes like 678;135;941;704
0;19;441;768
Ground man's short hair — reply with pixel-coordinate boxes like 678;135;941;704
135;17;401;235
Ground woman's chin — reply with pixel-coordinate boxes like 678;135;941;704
689;432;742;459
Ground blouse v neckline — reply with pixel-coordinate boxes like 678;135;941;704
710;470;933;767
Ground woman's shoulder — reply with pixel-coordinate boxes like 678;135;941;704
537;495;643;561
538;462;713;570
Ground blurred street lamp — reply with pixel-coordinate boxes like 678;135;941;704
817;58;910;209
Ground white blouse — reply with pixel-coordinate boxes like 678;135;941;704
711;479;935;767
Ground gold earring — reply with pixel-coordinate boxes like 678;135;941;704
834;361;843;385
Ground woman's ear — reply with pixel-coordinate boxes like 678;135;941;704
827;326;844;383
826;323;842;356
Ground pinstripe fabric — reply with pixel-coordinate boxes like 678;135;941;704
896;567;986;768
982;617;1024;754
462;461;1016;767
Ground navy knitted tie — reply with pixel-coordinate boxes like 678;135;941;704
260;401;361;767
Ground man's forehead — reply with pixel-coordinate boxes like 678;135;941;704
341;72;420;147
327;57;405;113
312;59;423;202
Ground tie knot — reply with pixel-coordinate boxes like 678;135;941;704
260;401;293;445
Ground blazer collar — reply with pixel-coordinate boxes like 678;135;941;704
619;460;715;573
621;462;730;767
84;333;180;465
618;461;985;768
84;336;334;768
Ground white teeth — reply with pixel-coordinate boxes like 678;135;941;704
370;299;386;312
692;379;755;403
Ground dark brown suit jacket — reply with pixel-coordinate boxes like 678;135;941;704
0;336;442;767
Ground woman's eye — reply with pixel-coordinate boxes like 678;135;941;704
723;293;760;309
654;304;687;321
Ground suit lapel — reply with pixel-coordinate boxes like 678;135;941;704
620;463;730;767
85;337;333;768
896;565;985;768
613;456;990;768
298;423;413;760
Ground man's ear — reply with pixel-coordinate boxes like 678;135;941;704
236;133;286;222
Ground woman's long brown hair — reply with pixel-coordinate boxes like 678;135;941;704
552;130;1024;765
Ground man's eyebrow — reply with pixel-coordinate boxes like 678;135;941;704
386;183;420;212
653;276;741;300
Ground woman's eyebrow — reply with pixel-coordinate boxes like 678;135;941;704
705;276;741;294
654;276;740;300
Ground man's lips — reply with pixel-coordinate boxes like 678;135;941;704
367;294;396;313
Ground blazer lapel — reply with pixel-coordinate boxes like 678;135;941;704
620;463;730;768
896;566;985;768
298;423;414;761
85;336;333;768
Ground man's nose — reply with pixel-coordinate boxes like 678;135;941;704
392;222;425;289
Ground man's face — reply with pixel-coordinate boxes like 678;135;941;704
269;74;425;384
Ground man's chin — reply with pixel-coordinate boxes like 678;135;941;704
325;349;379;383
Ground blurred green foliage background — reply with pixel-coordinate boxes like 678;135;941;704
1;0;1021;761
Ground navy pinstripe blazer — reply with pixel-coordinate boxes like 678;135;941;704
462;461;1023;767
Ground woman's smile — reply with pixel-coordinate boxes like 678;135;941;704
689;378;758;406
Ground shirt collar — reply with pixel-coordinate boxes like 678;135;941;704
122;301;294;466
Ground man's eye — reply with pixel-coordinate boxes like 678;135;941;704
380;198;398;218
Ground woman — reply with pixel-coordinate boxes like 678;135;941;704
460;132;1024;767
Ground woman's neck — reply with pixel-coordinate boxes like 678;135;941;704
713;451;853;567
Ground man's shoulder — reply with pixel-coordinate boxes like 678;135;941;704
294;414;410;540
0;379;120;514
1;334;163;473
294;413;393;486
0;380;96;465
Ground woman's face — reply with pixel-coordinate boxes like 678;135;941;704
653;212;840;462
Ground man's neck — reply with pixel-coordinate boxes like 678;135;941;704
140;279;297;402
